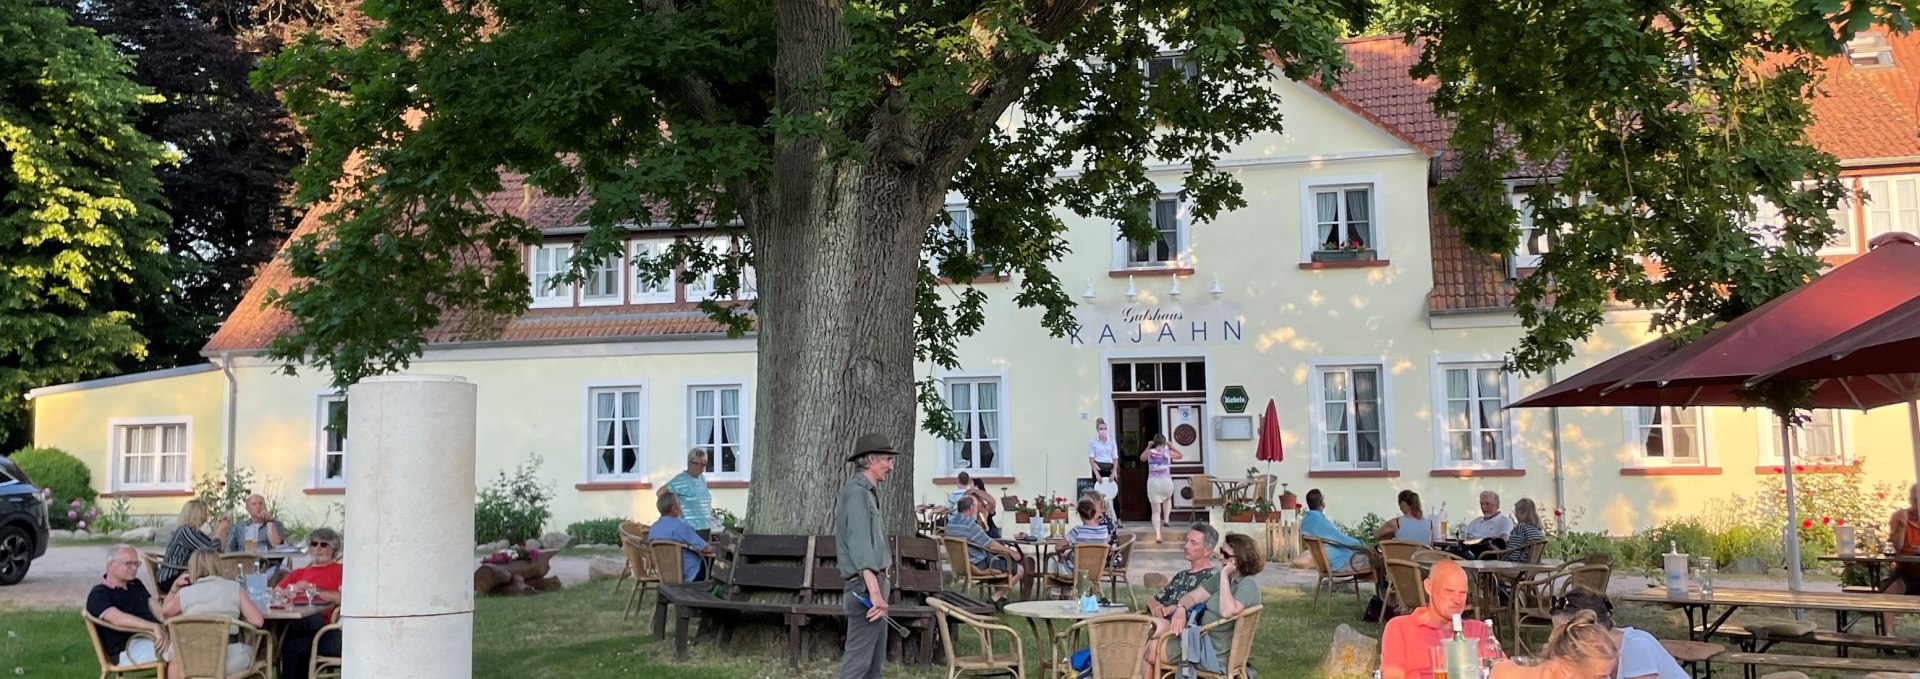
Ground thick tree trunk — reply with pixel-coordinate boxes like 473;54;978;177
745;1;937;536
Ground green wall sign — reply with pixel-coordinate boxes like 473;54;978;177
1220;385;1249;413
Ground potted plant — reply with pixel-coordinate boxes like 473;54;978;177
1041;495;1071;521
1311;239;1376;263
1277;482;1299;511
1252;498;1277;522
1010;497;1035;524
1225;499;1255;523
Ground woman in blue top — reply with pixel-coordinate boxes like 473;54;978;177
1372;490;1433;547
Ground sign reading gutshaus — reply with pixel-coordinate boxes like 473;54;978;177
1066;303;1246;346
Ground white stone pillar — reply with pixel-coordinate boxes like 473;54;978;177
343;375;477;679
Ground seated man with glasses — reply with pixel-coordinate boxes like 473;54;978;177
277;528;344;679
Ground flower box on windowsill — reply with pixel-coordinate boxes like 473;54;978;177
1311;249;1377;263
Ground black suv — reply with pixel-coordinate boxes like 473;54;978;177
0;454;49;585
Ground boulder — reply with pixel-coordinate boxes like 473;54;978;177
588;556;628;581
524;539;542;551
73;529;92;540
1319;624;1379;678
539;532;574;550
1724;556;1769;575
119;526;157;542
49;529;73;539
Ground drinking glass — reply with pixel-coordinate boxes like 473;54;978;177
1430;646;1450;679
245;536;258;552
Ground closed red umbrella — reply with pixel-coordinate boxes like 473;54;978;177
1255;399;1283;463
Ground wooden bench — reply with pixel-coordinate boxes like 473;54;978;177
1715;651;1920;679
653;534;993;668
1694;624;1920;657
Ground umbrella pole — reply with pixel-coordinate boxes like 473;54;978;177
1909;400;1920;488
1781;414;1804;599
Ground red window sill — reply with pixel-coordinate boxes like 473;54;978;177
575;482;653;491
936;275;1010;284
1754;465;1857;475
707;481;751;489
1620;467;1722;476
100;490;194;498
1308;470;1401;478
303;487;346;495
934;476;1016;485
1109;268;1194;278
1299;259;1391;270
1429;469;1525;478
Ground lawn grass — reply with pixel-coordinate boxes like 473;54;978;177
3;579;1912;679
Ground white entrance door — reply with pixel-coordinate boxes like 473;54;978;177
1162;399;1207;515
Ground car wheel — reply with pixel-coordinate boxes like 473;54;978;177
0;525;32;585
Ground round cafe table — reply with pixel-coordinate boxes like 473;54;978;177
1002;599;1131;676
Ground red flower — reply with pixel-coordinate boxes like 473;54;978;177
1836;518;1848;527
1802;519;1814;529
1822;517;1832;525
1772;467;1783;473
1794;465;1806;473
1779;489;1788;495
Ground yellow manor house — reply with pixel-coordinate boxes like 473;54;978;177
27;34;1920;536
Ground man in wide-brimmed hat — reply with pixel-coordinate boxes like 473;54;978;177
836;433;901;679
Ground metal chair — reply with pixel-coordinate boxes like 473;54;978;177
1302;536;1374;610
83;611;165;679
926;597;1025;679
1053;613;1154;679
165;615;270;678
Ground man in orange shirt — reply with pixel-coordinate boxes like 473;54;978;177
1381;561;1499;679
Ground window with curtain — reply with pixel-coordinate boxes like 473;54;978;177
114;420;190;490
1315;366;1384;469
1125;197;1182;267
1438;365;1509;467
580;253;622;305
1865;175;1920;239
1312;186;1373;252
1632;406;1703;465
947;379;1004;474
1760;409;1849;466
316;396;347;486
590;387;644;479
529;243;574;307
629;239;676;304
691;385;746;476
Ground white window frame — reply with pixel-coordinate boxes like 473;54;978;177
683;236;726;302
1756;409;1852;467
1750;190;1858;256
1113;192;1188;270
107;416;192;493
1622;406;1711;468
581;381;649;482
1305;359;1394;471
578;250;625;307
942;205;976;256
1429;359;1520;471
629;239;677;305
1509;187;1550;269
529;243;575;309
940;370;1010;477
1864;174;1920;240
685;380;752;481
733;235;758;301
1299;176;1383;263
313;393;347;488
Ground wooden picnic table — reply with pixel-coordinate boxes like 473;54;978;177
1815;553;1920;585
1617;586;1920;641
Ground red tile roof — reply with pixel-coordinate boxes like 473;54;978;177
202;175;743;355
1323;33;1920;312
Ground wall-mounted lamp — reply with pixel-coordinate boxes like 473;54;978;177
1124;275;1138;302
1167;276;1181;299
1082;277;1096;301
1210;275;1223;300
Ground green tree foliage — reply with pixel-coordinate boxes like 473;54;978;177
0;0;176;449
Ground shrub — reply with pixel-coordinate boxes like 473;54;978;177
1545;530;1619;563
11;447;96;508
1334;512;1386;546
193;466;258;519
565;518;627;546
475;454;553;545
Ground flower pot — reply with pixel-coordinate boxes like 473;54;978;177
1311;249;1376;263
1278;490;1299;511
1253;510;1272;522
1015;511;1035;524
1047;511;1070;522
1226;511;1254;523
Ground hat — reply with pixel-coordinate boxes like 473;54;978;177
848;433;900;461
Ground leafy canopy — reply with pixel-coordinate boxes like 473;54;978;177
0;0;175;448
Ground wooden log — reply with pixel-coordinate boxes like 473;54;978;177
528;576;562;592
475;564;512;593
496;553;552;581
501;574;531;596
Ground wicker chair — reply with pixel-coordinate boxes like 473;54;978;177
1482;540;1536;563
84;611;166;679
218;555;268;580
1045;542;1112;599
1377;539;1422;564
165;615;270;679
1301;536;1374;610
942;536;1014;600
1511;564;1611;654
1383;558;1427;614
620;531;660;619
1103;534;1139;608
1151;604;1264;679
926;597;1025;679
1185;475;1226;509
1411;549;1459;565
1053;613;1154;679
649;540;693;585
139;552;178;597
610;521;648;594
309;623;342;679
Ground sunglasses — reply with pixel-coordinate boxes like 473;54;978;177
1219;550;1236;560
310;541;333;549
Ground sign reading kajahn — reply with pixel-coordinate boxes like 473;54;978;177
1066;303;1246;346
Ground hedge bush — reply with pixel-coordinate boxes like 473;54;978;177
11;447;96;507
565;518;627;546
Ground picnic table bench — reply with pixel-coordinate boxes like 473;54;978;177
1697;623;1920;657
653;533;993;668
1715;651;1920;679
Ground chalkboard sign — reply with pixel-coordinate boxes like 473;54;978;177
1076;477;1096;500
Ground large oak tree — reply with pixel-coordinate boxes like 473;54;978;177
259;0;1909;533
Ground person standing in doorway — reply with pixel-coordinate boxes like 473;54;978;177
836;434;901;679
658;448;715;540
1143;434;1182;543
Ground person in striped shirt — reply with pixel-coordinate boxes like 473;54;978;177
1052;497;1111;576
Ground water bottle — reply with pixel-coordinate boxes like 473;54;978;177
1697;557;1714;597
1077;570;1099;613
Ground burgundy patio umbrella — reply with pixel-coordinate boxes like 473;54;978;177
1748;292;1920;487
1516;234;1920;591
1255;398;1284;481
